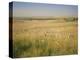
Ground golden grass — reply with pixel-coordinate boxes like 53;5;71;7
13;20;78;58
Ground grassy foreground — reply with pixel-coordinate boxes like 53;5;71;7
13;20;78;58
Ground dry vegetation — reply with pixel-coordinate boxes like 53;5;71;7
13;19;78;58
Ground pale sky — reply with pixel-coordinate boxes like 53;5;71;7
12;2;78;18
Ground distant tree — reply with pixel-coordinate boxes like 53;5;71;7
64;17;78;22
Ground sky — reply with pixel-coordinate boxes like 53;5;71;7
12;2;78;18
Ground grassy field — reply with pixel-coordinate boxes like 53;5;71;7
13;20;78;58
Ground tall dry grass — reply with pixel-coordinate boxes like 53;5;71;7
13;20;78;58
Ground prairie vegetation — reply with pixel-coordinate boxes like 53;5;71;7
13;18;78;58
